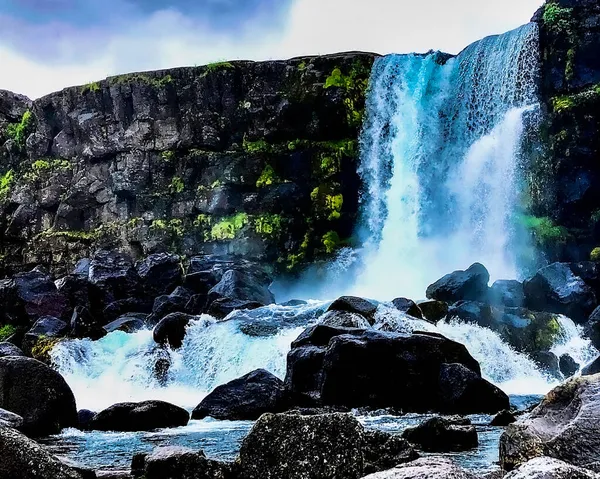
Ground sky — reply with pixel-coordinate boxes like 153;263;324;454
0;0;545;99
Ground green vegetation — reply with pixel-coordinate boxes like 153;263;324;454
533;315;561;352
24;158;72;182
0;324;16;341
311;186;343;221
150;219;184;237
565;48;576;81
210;213;249;240
5;110;34;150
31;337;61;364
243;137;272;154
286;232;311;271
162;150;175;162
0;170;14;203
110;73;173;88
254;214;283;238
520;215;569;246
169;176;185;194
202;62;235;77
256;165;279;188
551;95;576;113
127;217;144;228
324;62;370;128
322;231;342;253
591;247;600;262
298;61;307;71
81;82;101;94
543;3;573;34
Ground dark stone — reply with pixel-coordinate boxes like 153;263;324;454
13;269;69;323
139;446;233;479
103;313;147;334
417;300;449;323
136;253;183;296
489;280;525;308
184;294;207;315
146;289;192;325
319;310;371;329
77;409;96;431
70;306;106;340
192;369;287;420
402;416;478;452
0;427;86;479
448;301;493;326
504;457;600;479
207;297;263;319
531;351;561;379
584;306;600;350
88;250;142;304
153;313;198;349
89;400;189;432
208;269;275;308
0;407;23;429
523;263;597;324
391;298;423;319
327;296;378;324
281;299;308;307
0;356;78;436
183;271;216;296
362;429;419;474
22;316;69;355
559;354;580;378
490;410;517;427
426;263;490;303
582;356;600;376
0;342;24;357
362;457;477;478
103;298;153;324
285;325;507;413
237;413;364;479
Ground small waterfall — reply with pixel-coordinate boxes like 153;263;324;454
353;24;540;300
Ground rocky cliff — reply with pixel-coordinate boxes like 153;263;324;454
0;53;376;276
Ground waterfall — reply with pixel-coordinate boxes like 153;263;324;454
353;23;540;300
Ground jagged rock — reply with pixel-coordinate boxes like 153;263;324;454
103;313;147;334
504;457;600;479
285;325;508;413
146;288;193;325
402;416;478;452
489;280;525;307
139;446;233;479
417;299;448;323
281;299;308;307
582;356;600;375
0;342;24;357
500;375;600;471
136;253;183;296
491;410;517;427
12;269;68;324
88;250;142;304
21;316;69;355
0;427;86;479
0;356;77;435
584;306;600;350
192;369;287;421
208;269;274;309
391;298;423;319
0;408;23;429
531;351;561;379
89;400;189;432
448;301;493;324
319;310;372;328
77;409;95;431
102;298;153;324
362;457;477;478
363;430;419;474
70;306;106;340
153;313;199;349
559;353;580;378
207;298;264;320
523;263;597;324
426;263;490;303
327;296;378;324
237;413;364;479
183;271;217;296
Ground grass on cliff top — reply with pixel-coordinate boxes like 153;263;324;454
543;3;573;33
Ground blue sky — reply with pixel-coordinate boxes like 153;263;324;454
0;0;544;98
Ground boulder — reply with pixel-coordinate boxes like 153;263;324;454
559;354;580;378
504;457;599;479
523;263;597;324
138;446;232;479
584;306;600;350
0;356;77;436
183;271;216;296
103;314;147;334
192;369;287;420
21;316;69;355
89;400;189;432
426;263;490;303
531;351;561;379
402;416;478;452
417;300;448;323
448;301;493;325
69;306;106;340
207;297;263;319
237;412;364;479
582;356;600;376
88;250;142;304
327;296;378;324
362;457;477;479
285;325;508;413
153;313;198;349
0;408;23;429
490;410;517;427
489;280;525;307
363;430;419;475
0;342;24;357
13;269;69;322
391;298;423;319
319;310;372;329
77;409;95;431
0;427;86;479
102;298;153;324
208;269;275;308
136;253;183;296
500;375;600;471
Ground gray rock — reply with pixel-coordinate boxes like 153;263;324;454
139;446;232;479
402;416;478;452
362;457;477;478
319;310;372;329
327;296;378;324
504;457;600;479
0;408;23;429
426;263;490;303
0;342;24;358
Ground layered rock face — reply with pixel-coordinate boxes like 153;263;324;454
0;53;376;276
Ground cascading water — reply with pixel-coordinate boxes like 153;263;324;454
353;23;540;300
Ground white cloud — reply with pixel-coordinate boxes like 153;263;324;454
0;0;545;99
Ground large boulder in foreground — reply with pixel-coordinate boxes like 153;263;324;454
500;374;600;471
0;427;85;479
504;457;599;479
327;296;378;324
152;313;199;349
362;457;476;479
89;400;189;432
401;416;478;452
426;263;490;303
237;413;364;479
285;325;508;413
0;357;77;436
136;446;232;479
523;263;597;324
192;369;287;420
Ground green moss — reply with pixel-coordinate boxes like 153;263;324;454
110;73;173;88
203;61;235;76
565;48;576;81
543;3;574;34
210;213;249;240
31;337;61;364
591;247;600;262
322;231;342;253
298;61;307;71
23;158;72;182
552;95;576;113
150;219;184;237
243;137;272;154
162;150;175;162
312;186;344;221
127;217;144;228
533;316;561;352
323;63;370;128
254;214;283;238
210;180;222;189
0;324;16;342
256;165;279;188
81;82;101;94
5;110;33;150
169;176;185;194
520;215;569;246
0;170;14;203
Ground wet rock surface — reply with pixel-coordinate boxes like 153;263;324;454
89;400;189;432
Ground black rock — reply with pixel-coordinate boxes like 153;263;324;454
70;306;106;340
327;296;378;324
402;416;478;452
89;400;189;432
426;263;490;303
417;300;449;323
183;271;217;296
88;250;142;304
531;351;561;379
391;298;423;319
489;280;525;308
582;356;600;376
0;356;78;436
22;316;69;355
281;299;308;307
0;407;23;429
0;342;24;357
184;294;208;315
490;410;517;427
77;409;96;431
584;306;600;350
192;369;287;420
103;313;147;334
523;263;597;324
319;310;371;329
137;253;183;297
102;298;153;324
559;353;580;378
146;289;192;325
448;301;493;326
153;313;198;349
208;269;275;307
12;269;69;324
207;297;263;319
363;429;419;474
139;446;233;479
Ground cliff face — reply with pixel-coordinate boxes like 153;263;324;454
0;53;377;276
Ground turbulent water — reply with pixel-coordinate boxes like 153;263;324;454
353;23;540;300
